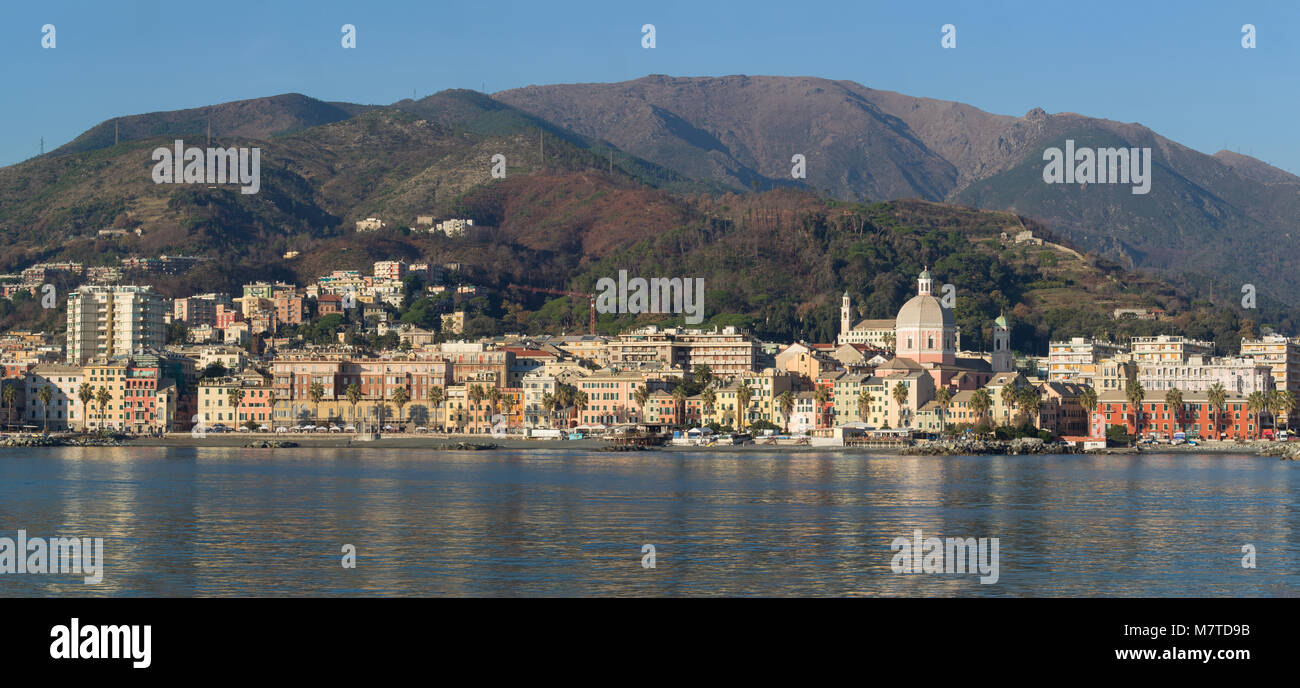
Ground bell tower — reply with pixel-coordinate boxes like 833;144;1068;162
839;291;851;344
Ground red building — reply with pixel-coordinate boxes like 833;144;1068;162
1091;390;1262;440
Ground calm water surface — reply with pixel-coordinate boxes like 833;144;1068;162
1;447;1297;596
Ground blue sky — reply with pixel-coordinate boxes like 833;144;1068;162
3;0;1297;173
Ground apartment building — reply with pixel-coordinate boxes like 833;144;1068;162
1130;335;1214;364
66;286;166;365
1047;337;1128;382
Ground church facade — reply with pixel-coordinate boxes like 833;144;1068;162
839;269;1014;394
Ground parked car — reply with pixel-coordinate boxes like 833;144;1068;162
415;426;428;433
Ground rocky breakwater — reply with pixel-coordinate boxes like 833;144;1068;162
243;440;299;448
903;437;1077;456
0;434;124;447
1257;443;1300;461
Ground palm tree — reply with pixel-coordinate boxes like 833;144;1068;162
857;389;873;425
1016;386;1041;429
309;381;325;425
2;383;15;429
892;381;910;428
227;387;245;427
392;387;410;430
633;384;650;421
540;392;557;429
970;388;993;433
265;389;277;430
813;386;833;429
671;385;688;426
37;385;53;433
935;387;953;434
345;383;362;428
1079;387;1098;434
735;381;753;432
1164;389;1183;437
574;390;589;425
1247;391;1267;440
78;382;93;432
427;385;445;431
692;364;714;390
1124;378;1145;437
95;386;111;431
777;390;795;433
999;384;1017;427
467;384;485;434
701;386;717;427
1272;389;1296;436
1208;383;1227;441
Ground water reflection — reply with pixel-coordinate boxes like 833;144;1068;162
0;448;1296;596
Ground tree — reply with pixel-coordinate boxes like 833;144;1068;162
78;382;94;432
309;381;325;424
892;381;910;428
857;389;873;424
777;390;795;433
468;384;485;434
266;390;277;429
935;387;953;434
345;383;362;427
813;386;832;429
37;385;53;433
1247;391;1267;440
970;388;993;432
541;392;557;429
1;383;14;429
1079;387;1098;433
392;387;410;429
999;384;1017;426
633;385;650;421
701;386;717;427
227;387;245;426
692;364;714;390
1164;389;1183;436
1207;383;1227;440
574;390;589;424
95;387;111;430
671;385;688;426
1016;386;1041;429
488;386;503;428
427;385;445;431
1124;378;1145;437
735;381;754;432
1272;389;1296;435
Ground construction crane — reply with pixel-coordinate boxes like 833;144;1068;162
509;284;597;335
506;283;598;332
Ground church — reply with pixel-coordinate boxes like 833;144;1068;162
839;268;1013;391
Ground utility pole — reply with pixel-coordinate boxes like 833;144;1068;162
115;120;119;146
39;137;43;155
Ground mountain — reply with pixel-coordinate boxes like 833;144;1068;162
0;80;1289;346
493;75;1300;304
52;93;375;156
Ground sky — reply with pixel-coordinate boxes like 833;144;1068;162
2;0;1297;173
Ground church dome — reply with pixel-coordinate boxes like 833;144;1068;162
896;293;953;330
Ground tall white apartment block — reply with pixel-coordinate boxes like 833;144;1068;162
66;285;166;364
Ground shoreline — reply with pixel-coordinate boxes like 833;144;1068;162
1;431;1290;456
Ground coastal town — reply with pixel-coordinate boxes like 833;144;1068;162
1;258;1294;450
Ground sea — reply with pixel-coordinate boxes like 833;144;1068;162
1;447;1296;596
